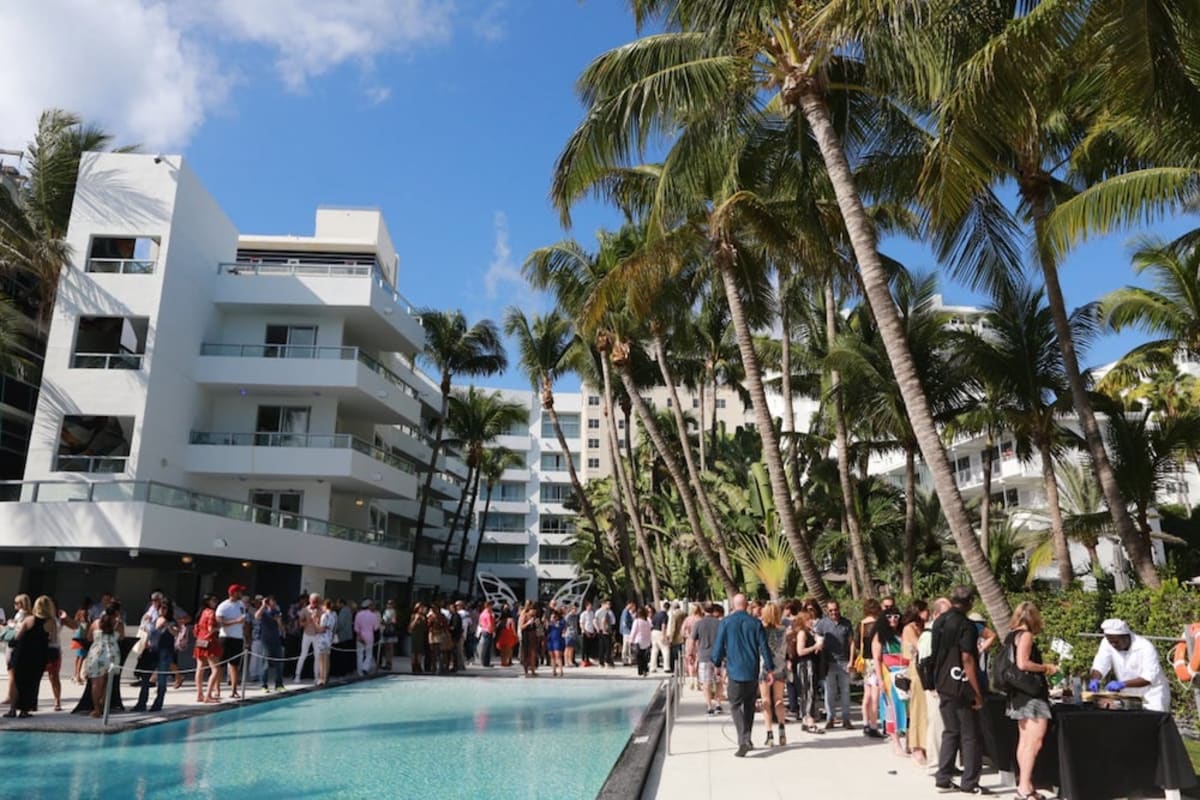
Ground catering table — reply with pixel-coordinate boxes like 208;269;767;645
981;694;1197;799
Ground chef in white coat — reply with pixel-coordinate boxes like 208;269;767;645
1088;618;1170;712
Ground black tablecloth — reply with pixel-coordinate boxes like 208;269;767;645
982;694;1196;799
71;636;137;715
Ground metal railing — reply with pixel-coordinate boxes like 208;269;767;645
217;262;419;317
53;455;128;473
86;258;155;275
665;656;683;755
0;478;414;551
198;343;421;400
188;431;416;474
71;352;144;370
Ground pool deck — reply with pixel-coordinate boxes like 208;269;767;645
642;682;1003;800
0;656;651;734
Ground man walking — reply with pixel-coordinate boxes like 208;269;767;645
477;603;496;667
295;593;321;682
579;601;597;667
711;593;774;757
354;599;381;675
932;586;988;795
693;604;723;714
815;599;855;730
595;600;616;667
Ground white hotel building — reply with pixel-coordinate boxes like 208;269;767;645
0;152;481;608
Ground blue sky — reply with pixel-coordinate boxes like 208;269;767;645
4;1;1192;390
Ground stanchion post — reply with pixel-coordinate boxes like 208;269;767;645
239;647;249;702
102;665;115;726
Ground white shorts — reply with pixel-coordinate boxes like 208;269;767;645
698;661;716;686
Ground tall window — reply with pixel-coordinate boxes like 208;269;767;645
250;490;303;528
72;317;149;369
484;512;527;532
56;415;134;472
716;398;727;409
540;452;580;471
539;545;572;564
255;406;310;446
264;324;318;358
539;515;576;535
494;482;525;501
86;236;158;274
587;438;600;449
543;413;579;438
587;457;600;469
540;483;573;503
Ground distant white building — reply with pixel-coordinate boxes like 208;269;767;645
0;152;469;608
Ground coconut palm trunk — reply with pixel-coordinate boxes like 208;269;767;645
466;485;496;593
613;356;739;599
794;88;1010;628
902;447;917;596
1025;187;1159;587
543;379;606;555
698;380;708;471
616;393;660;604
451;464;484;579
412;378;450;579
780;303;804;499
980;434;994;556
597;342;644;603
716;250;828;602
824;281;875;598
652;331;736;577
1037;444;1074;587
439;463;475;571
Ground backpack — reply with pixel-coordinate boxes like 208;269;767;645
916;639;937;690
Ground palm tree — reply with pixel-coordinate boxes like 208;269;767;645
1101;232;1200;386
962;283;1081;587
0;109;134;322
465;447;525;589
442;387;529;573
410;310;506;583
504;308;608;556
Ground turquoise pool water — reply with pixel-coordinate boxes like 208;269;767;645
0;677;654;799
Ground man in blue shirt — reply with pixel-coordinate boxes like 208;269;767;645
711;594;775;757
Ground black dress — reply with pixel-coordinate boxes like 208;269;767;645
12;618;49;712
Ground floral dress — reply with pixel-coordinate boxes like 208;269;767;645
85;630;120;680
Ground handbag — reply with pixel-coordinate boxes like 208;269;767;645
194;638;210;649
894;674;912;692
994;631;1045;697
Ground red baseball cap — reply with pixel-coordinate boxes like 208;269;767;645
228;583;247;595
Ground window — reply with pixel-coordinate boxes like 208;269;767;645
494;482;525;502
264;324;318;358
1001;440;1015;460
617;419;625;430
666;398;673;408
250;490;303;528
484;512;527;532
1006;488;1019;507
540;452;580;471
255;406;311;446
539;545;572;565
587;438;600;449
71;317;149;369
86;236;159;274
477;544;526;564
587;419;600;430
588;395;600;406
692;398;700;409
498;421;529;436
540;483;573;503
543;413;579;439
587;458;600;469
540;515;576;535
716;398;727;409
56;415;134;472
744;421;756;431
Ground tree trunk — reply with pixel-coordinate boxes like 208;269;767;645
698;379;707;471
598;349;644;605
452;463;484;579
711;373;719;456
903;446;917;597
617;393;659;605
1085;542;1101;575
614;355;739;598
411;378;449;581
466;488;495;594
440;462;475;572
717;254;829;602
980;433;994;557
824;281;875;599
796;88;1010;631
1036;443;1074;588
545;390;606;557
652;332;735;579
844;510;860;600
1026;191;1160;588
780;301;804;500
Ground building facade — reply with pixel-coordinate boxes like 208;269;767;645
0;152;468;609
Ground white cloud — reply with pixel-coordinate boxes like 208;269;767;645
472;0;509;43
0;0;502;152
483;211;524;300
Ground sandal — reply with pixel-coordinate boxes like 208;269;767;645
1015;792;1044;800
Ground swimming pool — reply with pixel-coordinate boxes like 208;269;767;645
0;676;655;799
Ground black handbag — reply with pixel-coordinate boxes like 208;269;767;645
994;631;1045;697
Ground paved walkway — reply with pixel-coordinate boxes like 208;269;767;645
644;682;1002;800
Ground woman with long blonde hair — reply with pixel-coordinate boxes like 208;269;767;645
1006;602;1058;800
758;602;789;747
6;595;56;717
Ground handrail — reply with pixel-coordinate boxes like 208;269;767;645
0;479;414;551
198;343;421;400
71;352;144;370
188;431;416;475
86;258;155;275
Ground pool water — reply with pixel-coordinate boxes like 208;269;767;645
0;676;654;799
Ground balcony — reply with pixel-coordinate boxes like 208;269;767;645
196;343;421;425
53;455;129;474
85;258;155;275
186;431;417;498
0;479;413;576
213;262;425;353
71;352;143;370
423;469;465;501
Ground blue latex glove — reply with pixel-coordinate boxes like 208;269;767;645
1087;679;1101;692
1105;680;1126;692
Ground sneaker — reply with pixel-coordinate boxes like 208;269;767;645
262;686;271;693
935;783;959;793
714;705;724;714
824;719;835;730
734;744;750;758
960;788;991;796
706;707;717;716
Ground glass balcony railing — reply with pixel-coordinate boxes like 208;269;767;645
198;343;420;400
0;479;413;551
188;431;415;474
53;455;128;473
71;352;144;370
86;258;155;274
217;262;418;317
